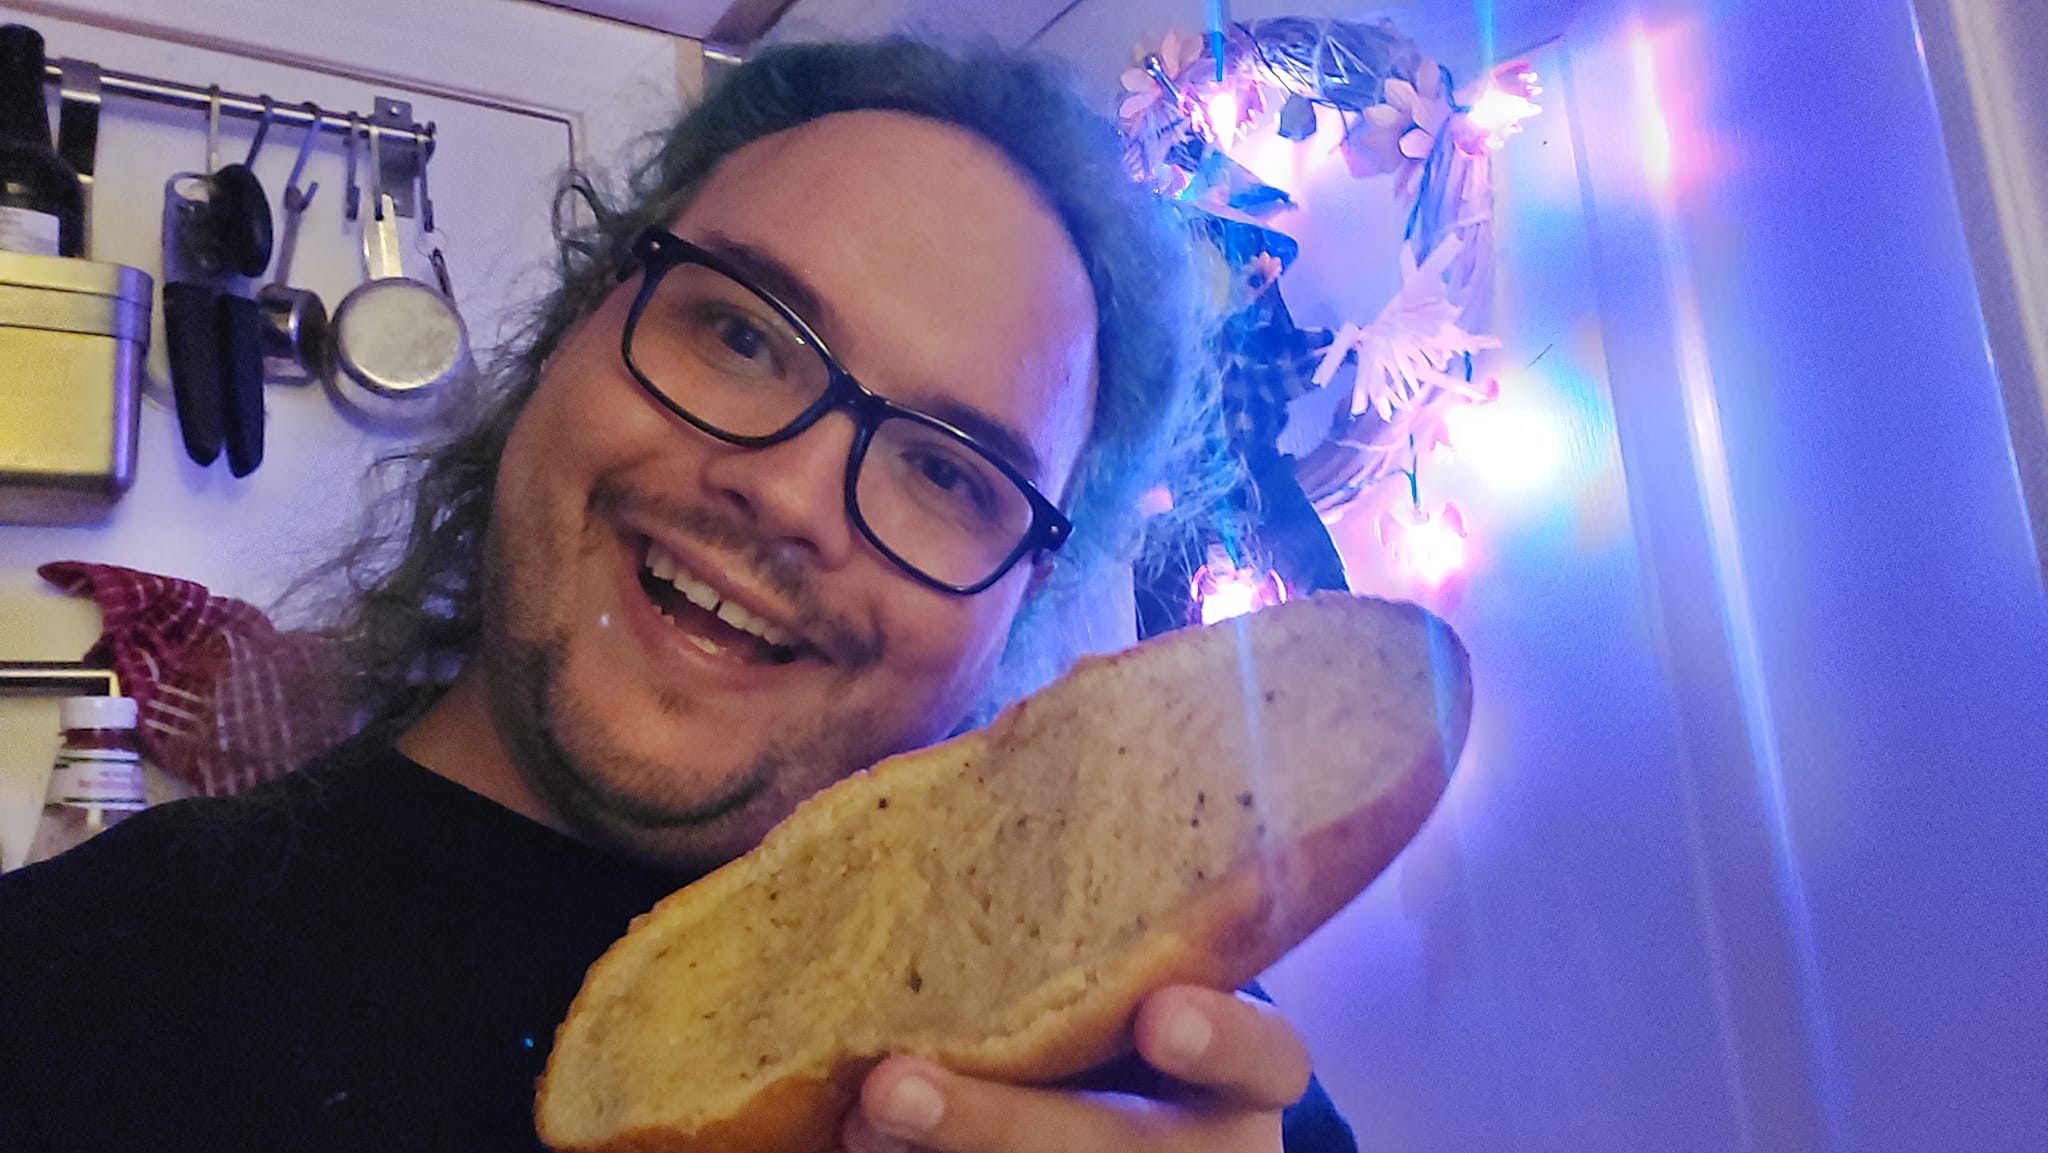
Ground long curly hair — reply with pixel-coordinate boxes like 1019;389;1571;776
314;39;1236;738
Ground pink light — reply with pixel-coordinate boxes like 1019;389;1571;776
1403;521;1467;587
1381;505;1469;588
1202;87;1240;149
1199;579;1261;624
1466;86;1542;150
1190;549;1290;625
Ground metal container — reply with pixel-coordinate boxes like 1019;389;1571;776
0;251;154;525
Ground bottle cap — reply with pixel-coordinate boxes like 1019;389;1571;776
59;695;139;731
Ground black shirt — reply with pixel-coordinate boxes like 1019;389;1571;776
0;740;1355;1152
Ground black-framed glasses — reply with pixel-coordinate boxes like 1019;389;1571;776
618;228;1072;595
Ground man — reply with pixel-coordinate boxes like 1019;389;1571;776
0;40;1356;1153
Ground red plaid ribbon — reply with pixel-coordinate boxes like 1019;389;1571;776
38;561;351;797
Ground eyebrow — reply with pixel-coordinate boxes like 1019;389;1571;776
696;233;837;338
695;231;1053;488
916;398;1048;487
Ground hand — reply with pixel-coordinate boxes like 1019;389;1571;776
840;985;1312;1153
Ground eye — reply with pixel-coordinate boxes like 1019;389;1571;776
917;453;970;494
691;304;786;378
903;444;1002;522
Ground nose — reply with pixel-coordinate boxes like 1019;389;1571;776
698;412;859;570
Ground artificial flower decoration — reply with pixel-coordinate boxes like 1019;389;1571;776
1311;238;1502;421
1110;16;1540;590
1119;30;1208;130
1490;58;1542;101
1246;251;1285;296
1342;59;1451;198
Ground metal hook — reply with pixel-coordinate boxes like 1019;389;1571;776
284;101;322;212
343;111;362;221
366;122;385;221
245;94;275;166
416;121;436;234
205;84;221;172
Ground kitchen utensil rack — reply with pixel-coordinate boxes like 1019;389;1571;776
42;56;436;218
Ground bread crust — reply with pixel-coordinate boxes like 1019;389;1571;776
538;594;1471;1152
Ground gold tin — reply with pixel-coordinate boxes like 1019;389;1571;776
0;251;154;525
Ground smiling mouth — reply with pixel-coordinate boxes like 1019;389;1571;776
635;538;811;666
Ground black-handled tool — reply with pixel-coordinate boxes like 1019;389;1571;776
217;293;265;476
160;91;276;474
162;279;224;465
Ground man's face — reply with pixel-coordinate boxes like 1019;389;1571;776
482;111;1099;871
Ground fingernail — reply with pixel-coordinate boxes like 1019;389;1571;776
1160;1008;1214;1065
875;1073;945;1135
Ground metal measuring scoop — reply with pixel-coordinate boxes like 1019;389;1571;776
255;102;333;384
326;122;470;425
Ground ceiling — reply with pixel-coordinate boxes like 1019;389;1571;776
540;0;1593;76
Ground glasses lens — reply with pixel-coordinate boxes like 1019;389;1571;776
856;414;1037;589
627;261;831;438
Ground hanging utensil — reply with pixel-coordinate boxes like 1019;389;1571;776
161;171;224;467
203;87;273;279
256;101;332;384
160;90;272;476
327;124;469;425
214;95;273;476
55;60;101;257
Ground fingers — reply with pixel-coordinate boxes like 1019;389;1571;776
1132;986;1312;1109
843;986;1312;1153
851;1054;1281;1153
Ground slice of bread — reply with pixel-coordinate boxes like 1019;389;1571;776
536;593;1471;1153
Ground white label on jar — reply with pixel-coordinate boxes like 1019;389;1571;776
46;749;148;811
0;206;62;257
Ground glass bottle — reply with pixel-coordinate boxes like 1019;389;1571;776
22;695;148;866
0;24;85;258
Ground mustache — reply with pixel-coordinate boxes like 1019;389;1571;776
592;480;881;668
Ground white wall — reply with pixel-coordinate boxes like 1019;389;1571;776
1555;1;2048;1149
1248;36;1761;1153
1914;0;2048;584
0;0;696;865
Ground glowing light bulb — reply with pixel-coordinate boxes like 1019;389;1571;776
1203;88;1240;149
1466;86;1542;150
1199;580;1261;624
1380;505;1469;588
1190;547;1290;625
1402;518;1468;586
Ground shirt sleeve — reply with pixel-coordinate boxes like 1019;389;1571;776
1241;981;1359;1153
1282;1071;1359;1153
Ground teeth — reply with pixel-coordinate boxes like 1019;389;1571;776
644;540;795;649
678;578;717;611
715;600;756;633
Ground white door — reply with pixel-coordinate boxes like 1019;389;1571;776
0;0;695;866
